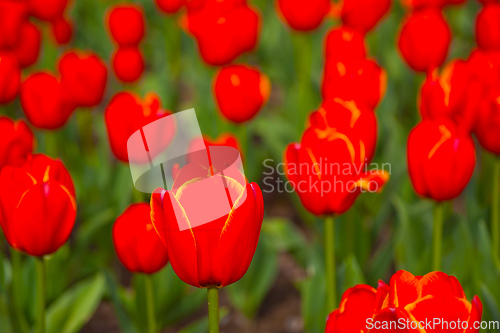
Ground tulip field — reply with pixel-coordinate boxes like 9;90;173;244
2;0;500;332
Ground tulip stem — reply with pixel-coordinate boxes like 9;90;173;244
492;157;500;265
324;216;337;312
10;250;29;333
207;287;219;333
35;257;46;333
432;203;445;271
144;274;156;333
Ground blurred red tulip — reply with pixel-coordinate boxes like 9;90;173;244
155;0;185;14
58;50;108;108
474;91;500;155
322;58;387;110
400;0;466;9
113;203;169;274
341;0;391;34
477;0;498;4
213;64;270;123
398;9;451;73
476;4;500;52
51;16;73;45
112;47;145;83
408;118;476;202
150;162;264;288
12;21;41;68
186;133;242;168
326;271;483;333
0;117;34;169
284;99;389;216
0;0;27;48
186;0;261;66
27;0;68;21
324;26;367;62
107;4;145;46
20;72;75;130
0;52;21;104
276;0;331;31
0;154;76;256
105;92;173;162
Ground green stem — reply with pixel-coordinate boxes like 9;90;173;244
207;287;219;333
35;257;46;333
324;216;337;312
10;250;29;333
492;157;500;264
144;275;156;333
165;16;182;110
432;203;445;272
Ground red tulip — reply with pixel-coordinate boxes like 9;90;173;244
0;154;76;256
284;99;389;216
12;21;41;68
322;58;387;110
186;0;261;66
186;133;242;168
58;50;108;108
398;9;451;73
107;4;145;46
150;159;264;288
112;47;145;83
0;52;21;104
476;4;500;52
213;65;270;123
340;0;391;34
113;203;169;274
477;0;498;4
27;0;68;22
105;92;173;162
0;0;27;48
20;72;75;130
326;270;483;333
407;118;476;202
276;0;331;31
400;0;466;9
474;90;500;155
324;26;367;62
51;16;73;45
155;0;185;14
0;117;34;169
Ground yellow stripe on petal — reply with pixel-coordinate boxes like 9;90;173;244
428;125;452;159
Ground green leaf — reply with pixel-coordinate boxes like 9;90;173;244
46;273;105;333
338;255;366;292
479;282;500;325
261;218;308;266
104;270;138;333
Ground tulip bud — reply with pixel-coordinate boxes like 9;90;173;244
107;4;145;47
213;65;270;123
324;26;367;62
476;4;500;52
51;16;73;45
113;203;169;274
0;52;21;104
155;0;185;14
112;46;145;83
27;0;68;22
0;0;27;48
276;0;331;31
341;0;391;34
12;21;40;68
0;116;34;169
20;72;75;130
398;9;451;73
58;50;108;108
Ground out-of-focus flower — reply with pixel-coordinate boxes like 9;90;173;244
104;92;173;162
400;0;466;9
476;4;500;52
155;0;185;14
0;52;21;104
186;133;242;167
213;64;270;123
58;50;108;108
0;154;76;256
407;118;475;202
398;8;451;73
112;47;145;83
322;58;387;110
150;161;264;288
325;270;483;333
324;26;366;62
0;0;27;48
27;0;68;22
20;72;75;130
107;4;145;47
284;99;389;216
12;21;40;68
186;0;261;66
276;0;331;31
113;203;169;274
0;117;34;169
475;89;500;155
340;0;391;34
51;16;73;45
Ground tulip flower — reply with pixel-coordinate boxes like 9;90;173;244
58;50;108;108
107;4;145;47
0;117;35;170
27;0;68;22
0;52;21;104
476;4;500;52
398;8;451;73
326;270;483;333
20;72;75;130
324;26;367;62
105;92;173;162
186;0;261;66
276;0;331;31
186;133;242;168
155;0;185;14
213;64;271;123
400;0;466;9
0;0;27;48
51;16;73;45
112;47;145;83
340;0;391;34
12;21;41;68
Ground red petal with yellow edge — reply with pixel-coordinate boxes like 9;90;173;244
466;296;483;333
376;280;390;312
419;271;464;299
389;270;420;308
370;308;410;333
